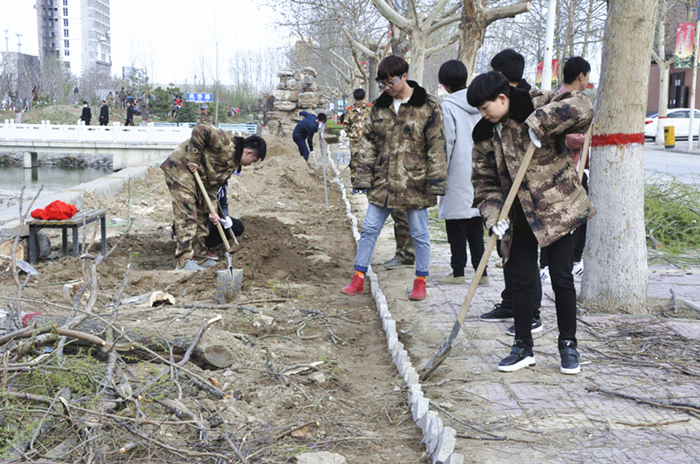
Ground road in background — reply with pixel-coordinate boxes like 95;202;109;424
645;143;700;183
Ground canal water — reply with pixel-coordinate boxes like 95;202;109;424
0;165;112;194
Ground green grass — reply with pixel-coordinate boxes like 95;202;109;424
645;175;700;258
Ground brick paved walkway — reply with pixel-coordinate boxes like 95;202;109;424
333;141;700;463
349;200;700;463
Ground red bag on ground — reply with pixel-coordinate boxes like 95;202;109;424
31;200;78;220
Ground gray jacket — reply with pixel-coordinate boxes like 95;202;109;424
437;88;482;220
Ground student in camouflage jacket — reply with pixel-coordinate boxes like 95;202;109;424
343;88;372;186
341;55;447;302
161;125;266;270
468;71;594;374
197;105;214;126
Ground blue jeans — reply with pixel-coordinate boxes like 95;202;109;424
355;203;431;276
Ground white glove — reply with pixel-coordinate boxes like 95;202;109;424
528;128;542;148
220;216;233;229
491;219;510;240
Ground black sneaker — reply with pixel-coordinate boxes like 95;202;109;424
498;339;536;372
506;318;543;336
559;340;580;374
479;303;514;322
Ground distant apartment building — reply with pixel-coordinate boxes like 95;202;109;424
36;0;111;76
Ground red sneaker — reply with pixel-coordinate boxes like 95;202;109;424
340;274;365;296
409;278;426;301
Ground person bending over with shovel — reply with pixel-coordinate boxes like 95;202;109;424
468;71;594;374
161;125;266;271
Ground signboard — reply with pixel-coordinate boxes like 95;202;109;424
675;22;695;68
122;66;133;79
535;59;560;85
186;92;213;103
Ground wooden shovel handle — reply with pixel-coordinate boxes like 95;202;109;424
578;124;593;182
454;142;537;327
193;170;234;251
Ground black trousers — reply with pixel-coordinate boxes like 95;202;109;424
205;218;245;249
542;172;588;267
573;172;588;262
445;218;486;277
506;203;577;348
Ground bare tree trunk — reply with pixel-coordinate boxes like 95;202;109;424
653;0;672;145
457;1;531;80
410;32;428;84
368;55;379;101
580;0;658;313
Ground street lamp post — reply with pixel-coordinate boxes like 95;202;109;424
689;2;700;150
541;0;557;91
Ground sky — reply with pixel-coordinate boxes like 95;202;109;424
0;0;287;85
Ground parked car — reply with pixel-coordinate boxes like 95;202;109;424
645;108;700;139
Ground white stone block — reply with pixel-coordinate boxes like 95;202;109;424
387;332;398;351
433;427;457;464
403;366;417;385
398;359;410;377
413;397;429;423
427;418;444;455
406;370;420;386
444;453;464;464
417;408;433;434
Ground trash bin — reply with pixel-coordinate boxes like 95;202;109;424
664;125;675;149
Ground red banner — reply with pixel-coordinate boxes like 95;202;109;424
674;22;695;68
535;59;560;85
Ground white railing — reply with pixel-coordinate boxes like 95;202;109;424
1;120;192;144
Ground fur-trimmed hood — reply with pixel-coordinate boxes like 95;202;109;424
374;80;428;108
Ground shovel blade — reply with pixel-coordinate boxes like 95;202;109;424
216;268;242;304
419;342;452;382
418;319;463;381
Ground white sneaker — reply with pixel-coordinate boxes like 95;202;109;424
540;266;550;283
572;261;584;277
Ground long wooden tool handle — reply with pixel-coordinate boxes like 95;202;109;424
193;170;233;250
454;142;537;327
578;124;593;182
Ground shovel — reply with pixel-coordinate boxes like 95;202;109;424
192;171;243;303
0;253;39;275
420;142;537;381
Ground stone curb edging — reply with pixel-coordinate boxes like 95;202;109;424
326;154;464;464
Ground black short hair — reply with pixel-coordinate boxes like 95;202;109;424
353;88;366;100
563;56;591;85
467;72;511;108
243;135;267;161
317;113;328;124
377;55;409;81
490;49;525;84
83;101;88;104
438;60;468;92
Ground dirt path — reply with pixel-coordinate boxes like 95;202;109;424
0;137;427;463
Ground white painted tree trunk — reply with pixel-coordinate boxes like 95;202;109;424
655;63;670;145
580;0;658;313
654;0;671;145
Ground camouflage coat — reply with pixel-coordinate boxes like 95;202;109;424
472;87;595;261
354;81;447;210
160;124;243;203
343;103;372;141
197;112;214;126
